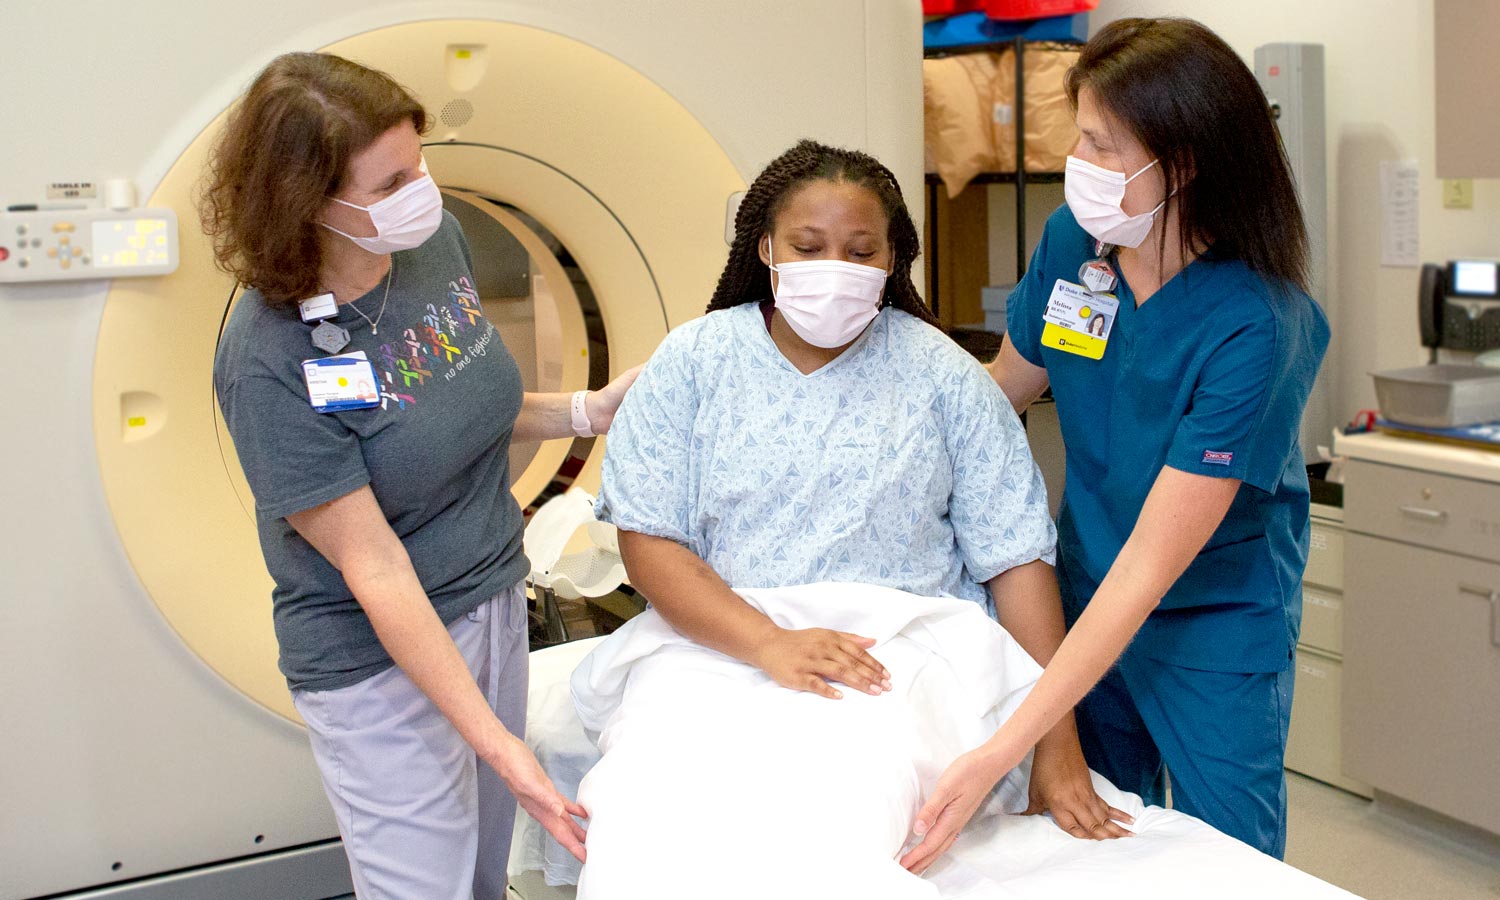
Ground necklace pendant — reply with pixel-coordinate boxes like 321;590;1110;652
371;324;378;336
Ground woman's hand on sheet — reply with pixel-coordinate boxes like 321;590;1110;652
587;364;644;435
486;733;590;862
1025;732;1134;840
750;627;892;699
900;748;999;875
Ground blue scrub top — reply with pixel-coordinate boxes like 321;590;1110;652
1008;206;1330;673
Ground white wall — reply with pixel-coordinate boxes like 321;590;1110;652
1000;0;1500;430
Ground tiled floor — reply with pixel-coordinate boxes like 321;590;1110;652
1284;773;1500;899
330;773;1500;900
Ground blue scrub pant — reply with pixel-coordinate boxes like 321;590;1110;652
1073;651;1296;858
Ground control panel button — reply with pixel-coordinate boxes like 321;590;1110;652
51;222;76;233
16;224;27;237
18;258;29;268
46;248;58;259
0;247;8;262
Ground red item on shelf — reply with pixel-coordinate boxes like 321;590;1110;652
923;0;983;14
981;0;1096;20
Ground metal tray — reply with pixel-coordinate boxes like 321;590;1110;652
1372;364;1500;427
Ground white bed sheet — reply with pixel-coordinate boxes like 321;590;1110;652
511;584;1358;900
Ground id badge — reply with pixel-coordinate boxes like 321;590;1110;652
302;350;381;413
1040;280;1120;360
299;292;338;323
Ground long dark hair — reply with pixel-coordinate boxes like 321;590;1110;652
199;52;428;306
707;139;935;324
1068;18;1310;293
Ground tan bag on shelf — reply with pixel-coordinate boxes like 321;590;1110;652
923;52;1002;198
991;44;1081;173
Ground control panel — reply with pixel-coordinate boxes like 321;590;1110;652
0;207;179;283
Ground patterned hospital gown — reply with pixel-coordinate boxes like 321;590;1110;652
596;304;1057;609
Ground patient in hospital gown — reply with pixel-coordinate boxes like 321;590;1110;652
578;141;1114;898
596;294;1054;609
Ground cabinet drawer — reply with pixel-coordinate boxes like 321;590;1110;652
1305;518;1344;591
1345;460;1500;561
1343;534;1500;834
1285;648;1372;798
1299;586;1344;655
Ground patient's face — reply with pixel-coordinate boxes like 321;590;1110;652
759;179;893;286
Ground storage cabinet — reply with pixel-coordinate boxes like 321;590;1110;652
1342;459;1500;835
1287;646;1362;798
1284;504;1372;797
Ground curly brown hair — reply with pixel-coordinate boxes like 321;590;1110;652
707;139;934;325
198;52;428;306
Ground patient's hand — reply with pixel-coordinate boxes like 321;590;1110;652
486;733;590;862
1025;728;1134;841
749;626;892;699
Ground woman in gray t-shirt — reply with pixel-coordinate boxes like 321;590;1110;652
203;52;634;897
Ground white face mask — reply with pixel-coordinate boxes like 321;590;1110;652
767;241;888;348
1064;155;1166;249
323;158;443;254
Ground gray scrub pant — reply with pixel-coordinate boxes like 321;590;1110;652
292;582;529;900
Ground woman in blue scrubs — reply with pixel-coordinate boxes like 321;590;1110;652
901;17;1329;871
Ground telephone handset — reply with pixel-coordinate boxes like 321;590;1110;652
1419;262;1447;362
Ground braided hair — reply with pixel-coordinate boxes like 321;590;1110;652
707;139;935;325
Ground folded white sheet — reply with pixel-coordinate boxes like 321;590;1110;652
512;583;1361;900
568;582;1045;900
933;774;1358;899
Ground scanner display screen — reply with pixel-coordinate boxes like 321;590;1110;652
92;218;171;269
1451;260;1498;296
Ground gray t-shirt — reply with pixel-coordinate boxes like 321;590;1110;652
214;212;528;692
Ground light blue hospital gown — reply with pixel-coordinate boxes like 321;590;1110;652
596;304;1056;610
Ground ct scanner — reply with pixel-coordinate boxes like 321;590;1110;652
0;3;921;898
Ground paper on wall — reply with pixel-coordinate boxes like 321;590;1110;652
1380;159;1420;268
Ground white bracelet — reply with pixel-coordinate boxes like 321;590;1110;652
570;390;594;438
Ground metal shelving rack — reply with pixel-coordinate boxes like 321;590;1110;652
923;35;1066;321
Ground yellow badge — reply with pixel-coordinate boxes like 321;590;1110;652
1040;279;1119;360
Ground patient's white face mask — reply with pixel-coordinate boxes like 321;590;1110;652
767;241;889;349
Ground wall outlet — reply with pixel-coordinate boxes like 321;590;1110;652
1443;178;1474;209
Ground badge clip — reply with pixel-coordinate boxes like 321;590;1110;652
311;320;351;355
1079;258;1117;294
299;292;338;323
